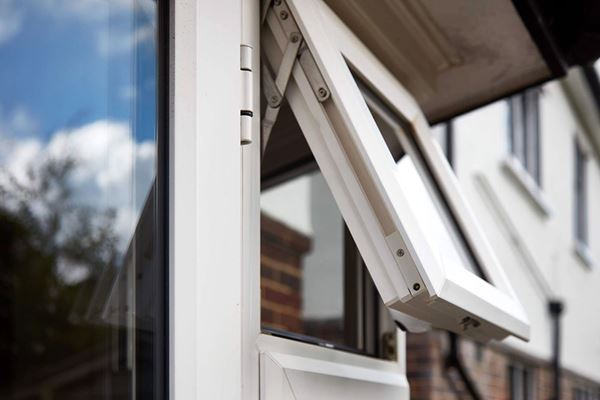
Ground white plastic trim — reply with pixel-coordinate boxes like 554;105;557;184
257;334;408;400
171;0;244;398
502;155;553;217
574;240;595;269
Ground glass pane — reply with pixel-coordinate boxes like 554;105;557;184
522;369;530;400
509;366;522;400
0;1;165;398
525;90;540;183
360;87;486;280
262;171;345;343
509;95;527;166
260;100;395;356
575;140;588;244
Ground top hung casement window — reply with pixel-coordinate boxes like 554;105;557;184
262;0;530;341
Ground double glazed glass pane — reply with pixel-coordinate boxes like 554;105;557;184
575;141;588;245
262;171;345;342
360;86;485;280
0;1;165;398
260;100;396;357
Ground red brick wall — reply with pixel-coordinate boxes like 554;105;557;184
259;215;600;400
260;213;310;333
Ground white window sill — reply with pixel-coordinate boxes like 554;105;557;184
502;156;553;217
574;241;595;269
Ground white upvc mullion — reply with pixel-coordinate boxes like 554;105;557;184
241;0;261;399
170;0;198;397
170;0;243;398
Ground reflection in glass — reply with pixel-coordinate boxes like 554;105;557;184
261;171;346;344
260;100;396;357
0;1;164;398
365;98;483;278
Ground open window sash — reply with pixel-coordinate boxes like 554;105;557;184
262;0;530;342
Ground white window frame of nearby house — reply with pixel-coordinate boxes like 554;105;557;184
260;0;529;343
508;89;541;184
574;137;594;267
508;363;536;400
574;387;600;400
503;89;552;216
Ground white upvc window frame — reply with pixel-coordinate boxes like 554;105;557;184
170;0;530;397
262;0;529;342
507;89;542;185
573;136;595;268
170;0;245;398
503;89;553;216
247;1;408;399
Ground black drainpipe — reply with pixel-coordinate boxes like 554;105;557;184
549;300;564;400
445;332;482;400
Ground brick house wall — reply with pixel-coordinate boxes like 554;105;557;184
260;213;310;334
406;331;600;400
260;210;600;400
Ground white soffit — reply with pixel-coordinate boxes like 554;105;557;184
323;0;550;123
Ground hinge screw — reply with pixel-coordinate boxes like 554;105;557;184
396;249;404;257
279;10;289;20
413;283;421;291
290;32;300;43
318;87;328;99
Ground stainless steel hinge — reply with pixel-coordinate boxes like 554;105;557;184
240;44;254;145
261;0;330;153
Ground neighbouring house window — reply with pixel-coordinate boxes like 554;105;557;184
574;387;600;400
0;1;167;398
260;99;396;358
509;364;535;400
574;139;588;246
508;89;541;184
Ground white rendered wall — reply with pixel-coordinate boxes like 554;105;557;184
447;81;600;381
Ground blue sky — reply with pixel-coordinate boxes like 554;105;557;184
0;0;156;142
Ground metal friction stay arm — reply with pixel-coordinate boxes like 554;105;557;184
261;0;330;154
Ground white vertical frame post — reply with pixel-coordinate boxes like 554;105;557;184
170;0;243;398
241;0;261;399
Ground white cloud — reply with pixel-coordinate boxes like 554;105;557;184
0;119;156;249
0;0;23;45
56;256;91;284
0;106;39;164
